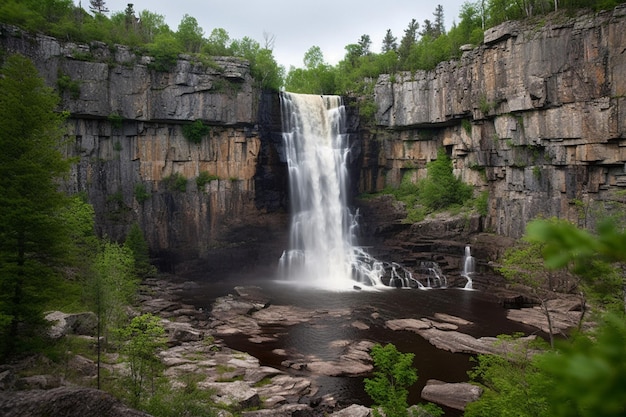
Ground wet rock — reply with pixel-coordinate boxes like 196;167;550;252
421;379;483;411
385;318;432;331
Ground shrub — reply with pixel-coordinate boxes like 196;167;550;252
196;171;219;189
364;343;418;417
57;71;81;99
134;183;151;203
418;148;473;211
163;172;187;192
182;120;210;144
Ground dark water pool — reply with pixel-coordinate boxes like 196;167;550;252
180;276;541;415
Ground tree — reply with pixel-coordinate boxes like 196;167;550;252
418;148;473;211
364;343;418;417
89;0;108;14
175;14;204;53
204;28;231;56
465;335;552;417
397;18;419;67
526;217;626;314
88;241;138;387
433;4;446;37
381;29;397;53
124;223;156;278
0;54;71;359
118;313;166;407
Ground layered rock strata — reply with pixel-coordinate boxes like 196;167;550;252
367;5;626;240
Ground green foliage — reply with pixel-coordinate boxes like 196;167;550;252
0;54;72;359
57;71;81;99
88;241;138;345
162;172;187;192
124;223;156;278
196;171;219;189
526;217;626;313
465;336;551;417
364;343;418;417
536;313;626;417
134;183;151;203
118;313;166;407
474;190;489;216
418;148;473;211
182;120;210;144
141;375;219;417
108;112;123;128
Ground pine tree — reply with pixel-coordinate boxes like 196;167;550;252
0;54;71;358
89;0;108;14
381;29;397;53
397;19;419;66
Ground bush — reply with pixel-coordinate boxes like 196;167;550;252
418;148;473;211
182;120;210;144
134;183;151;203
163;172;187;192
196;171;219;189
365;343;418;417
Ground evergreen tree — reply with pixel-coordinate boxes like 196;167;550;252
89;0;108;14
397;18;419;67
0;54;71;358
381;29;397;53
433;4;446;36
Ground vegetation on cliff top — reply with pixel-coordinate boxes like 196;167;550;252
2;0;624;97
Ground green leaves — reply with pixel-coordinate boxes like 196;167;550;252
364;343;418;417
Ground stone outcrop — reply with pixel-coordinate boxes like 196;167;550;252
0;24;288;275
367;5;626;242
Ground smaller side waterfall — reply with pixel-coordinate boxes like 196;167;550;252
461;245;475;290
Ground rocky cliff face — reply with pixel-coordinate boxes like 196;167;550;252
0;24;288;274
2;5;625;277
367;5;626;241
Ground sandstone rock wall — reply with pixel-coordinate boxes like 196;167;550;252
369;5;626;238
0;24;288;274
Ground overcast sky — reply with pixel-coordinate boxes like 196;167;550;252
90;0;468;69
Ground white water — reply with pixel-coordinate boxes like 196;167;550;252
277;92;425;290
461;245;475;290
276;93;382;289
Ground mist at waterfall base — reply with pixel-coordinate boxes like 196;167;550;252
277;92;424;290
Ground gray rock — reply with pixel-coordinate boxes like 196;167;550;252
45;311;97;339
0;387;151;417
421;379;483;410
328;404;372;416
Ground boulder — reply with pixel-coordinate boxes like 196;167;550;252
328;404;372;417
200;380;261;410
0;387;151;417
45;311;98;339
421;379;483;411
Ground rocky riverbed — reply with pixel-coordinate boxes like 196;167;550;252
0;275;585;416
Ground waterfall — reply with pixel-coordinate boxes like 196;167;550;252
277;92;380;289
461;245;475;290
277;92;424;290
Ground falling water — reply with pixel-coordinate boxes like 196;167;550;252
461;245;475;290
277;92;421;290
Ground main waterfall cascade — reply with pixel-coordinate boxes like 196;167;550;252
277;92;421;290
